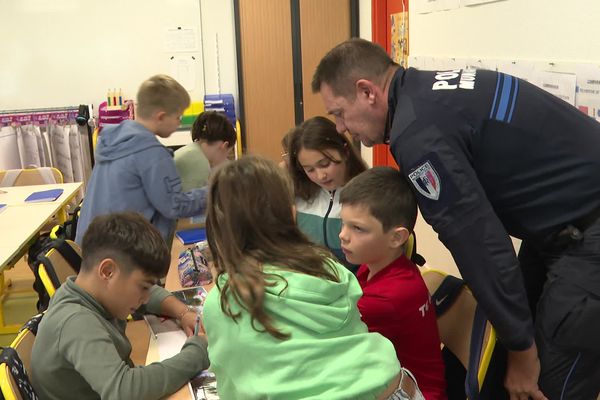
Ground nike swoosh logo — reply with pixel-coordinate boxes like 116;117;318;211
435;295;448;307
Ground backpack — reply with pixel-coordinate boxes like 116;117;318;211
27;238;81;312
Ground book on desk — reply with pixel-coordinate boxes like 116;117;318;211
24;188;64;203
175;227;207;245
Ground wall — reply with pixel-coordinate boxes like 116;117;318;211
410;0;600;63
0;0;237;115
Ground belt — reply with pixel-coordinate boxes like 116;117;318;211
544;206;600;249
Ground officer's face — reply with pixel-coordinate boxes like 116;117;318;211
320;82;387;147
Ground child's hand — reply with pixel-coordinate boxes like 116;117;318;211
180;311;205;337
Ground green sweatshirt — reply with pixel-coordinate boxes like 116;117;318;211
31;277;209;400
203;260;400;400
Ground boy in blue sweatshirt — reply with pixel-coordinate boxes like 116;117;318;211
76;74;207;244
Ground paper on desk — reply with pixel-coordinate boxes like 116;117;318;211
156;330;188;361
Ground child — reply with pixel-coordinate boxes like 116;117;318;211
75;74;207;244
174;111;237;191
288;116;367;272
202;155;424;400
31;212;209;400
339;167;447;400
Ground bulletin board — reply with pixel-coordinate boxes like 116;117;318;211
0;0;205;111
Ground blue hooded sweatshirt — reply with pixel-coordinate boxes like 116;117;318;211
75;120;207;243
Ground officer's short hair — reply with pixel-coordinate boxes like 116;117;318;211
312;38;396;98
340;167;417;232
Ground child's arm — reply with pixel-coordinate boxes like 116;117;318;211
138;147;207;219
141;285;200;336
60;312;209;400
159;294;200;336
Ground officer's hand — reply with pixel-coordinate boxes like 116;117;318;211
504;343;548;400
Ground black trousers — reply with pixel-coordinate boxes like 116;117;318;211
519;219;600;400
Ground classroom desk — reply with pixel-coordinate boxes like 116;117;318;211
0;182;82;333
0;183;82;270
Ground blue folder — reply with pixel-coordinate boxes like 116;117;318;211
24;188;64;203
175;227;207;245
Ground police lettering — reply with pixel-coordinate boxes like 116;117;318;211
432;69;477;91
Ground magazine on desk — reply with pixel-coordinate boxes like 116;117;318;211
171;286;208;315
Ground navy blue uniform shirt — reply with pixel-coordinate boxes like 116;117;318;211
388;67;600;350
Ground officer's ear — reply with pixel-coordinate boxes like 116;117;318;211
355;79;378;105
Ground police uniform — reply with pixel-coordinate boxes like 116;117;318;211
387;67;600;398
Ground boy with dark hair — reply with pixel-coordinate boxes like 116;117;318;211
76;74;207;244
174;111;237;191
32;212;209;400
340;167;447;400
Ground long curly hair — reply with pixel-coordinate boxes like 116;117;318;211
206;155;339;339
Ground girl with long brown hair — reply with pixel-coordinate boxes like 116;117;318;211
288;116;367;272
202;155;418;400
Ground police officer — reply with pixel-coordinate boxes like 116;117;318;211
313;38;600;400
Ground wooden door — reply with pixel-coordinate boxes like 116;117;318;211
237;0;296;161
237;0;353;162
299;0;351;120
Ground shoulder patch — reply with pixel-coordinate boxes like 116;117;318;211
408;161;441;200
406;152;460;212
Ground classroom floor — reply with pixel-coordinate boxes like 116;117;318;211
0;257;40;346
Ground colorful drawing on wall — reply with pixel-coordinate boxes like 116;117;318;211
391;12;409;68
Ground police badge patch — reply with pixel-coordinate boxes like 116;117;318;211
408;161;441;200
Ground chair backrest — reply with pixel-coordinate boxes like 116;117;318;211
0;168;63;187
36;240;81;298
421;268;498;400
405;232;426;266
9;314;44;377
0;348;38;400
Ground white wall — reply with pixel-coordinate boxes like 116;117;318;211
199;0;238;109
0;0;238;115
410;0;600;63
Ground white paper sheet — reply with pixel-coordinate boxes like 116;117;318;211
163;27;198;52
156;330;187;361
0;125;21;170
18;124;42;168
50;124;74;183
170;56;196;91
532;70;577;106
575;64;600;122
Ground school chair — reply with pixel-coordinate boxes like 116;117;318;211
0;347;38;400
421;268;507;400
32;240;81;311
405;232;426;266
9;313;43;377
0;167;63;187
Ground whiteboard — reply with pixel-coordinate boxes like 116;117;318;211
0;0;205;111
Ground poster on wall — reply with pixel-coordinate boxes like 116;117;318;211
391;12;409;67
575;64;600;122
532;70;577;106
